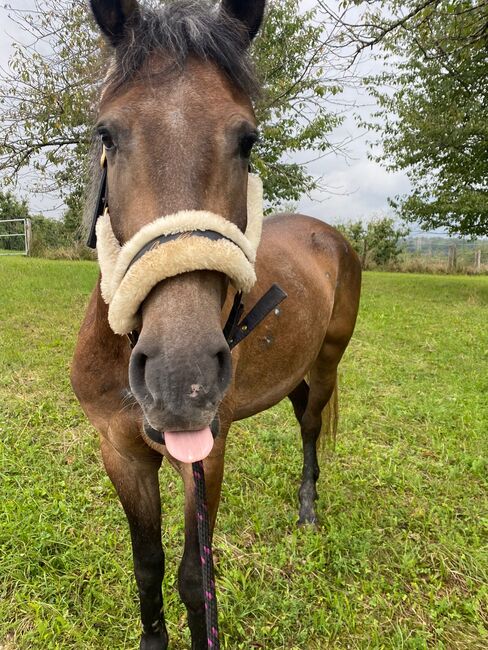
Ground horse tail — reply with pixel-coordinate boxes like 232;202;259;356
305;374;339;451
321;377;339;450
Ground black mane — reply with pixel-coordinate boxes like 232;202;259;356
103;0;261;98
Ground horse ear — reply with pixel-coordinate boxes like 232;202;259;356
221;0;266;42
90;0;140;47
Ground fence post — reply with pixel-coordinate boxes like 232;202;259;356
448;244;457;272
361;239;368;270
474;249;481;273
25;218;32;256
474;248;481;273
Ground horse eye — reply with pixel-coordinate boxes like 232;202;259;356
239;132;259;159
98;128;115;150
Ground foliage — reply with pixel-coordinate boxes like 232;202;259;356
253;0;342;205
354;0;488;237
28;215;68;256
0;1;100;203
0;0;344;222
29;209;95;258
62;191;86;243
0;190;30;221
337;217;408;268
1;258;487;648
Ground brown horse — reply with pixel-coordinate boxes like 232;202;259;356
71;1;361;648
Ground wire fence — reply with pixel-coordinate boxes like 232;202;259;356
400;236;488;273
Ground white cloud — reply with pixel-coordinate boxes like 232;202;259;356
298;156;410;223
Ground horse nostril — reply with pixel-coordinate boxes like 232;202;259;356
132;350;148;375
129;349;149;399
216;350;225;371
216;346;232;387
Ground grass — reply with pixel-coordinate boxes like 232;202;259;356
0;257;487;649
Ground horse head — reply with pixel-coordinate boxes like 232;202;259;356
89;0;266;459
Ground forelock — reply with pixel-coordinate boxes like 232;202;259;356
102;0;261;99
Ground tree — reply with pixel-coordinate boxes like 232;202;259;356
0;191;29;222
0;0;347;222
367;218;409;266
337;217;408;268
0;1;102;204
347;0;488;237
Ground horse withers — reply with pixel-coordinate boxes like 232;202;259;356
71;1;361;648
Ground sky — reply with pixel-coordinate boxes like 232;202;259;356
0;0;411;224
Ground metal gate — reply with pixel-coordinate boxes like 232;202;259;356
0;218;32;256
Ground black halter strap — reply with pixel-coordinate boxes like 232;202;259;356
86;151;108;250
225;283;287;349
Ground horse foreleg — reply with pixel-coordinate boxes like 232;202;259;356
176;434;227;650
100;436;168;650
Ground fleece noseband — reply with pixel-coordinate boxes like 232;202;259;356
88;149;286;339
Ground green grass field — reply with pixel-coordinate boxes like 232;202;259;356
0;258;487;649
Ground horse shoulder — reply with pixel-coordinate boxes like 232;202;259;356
71;279;134;436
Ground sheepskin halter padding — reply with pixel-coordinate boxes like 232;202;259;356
96;174;264;335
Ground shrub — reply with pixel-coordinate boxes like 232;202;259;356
337;217;409;269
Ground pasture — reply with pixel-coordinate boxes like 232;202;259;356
0;258;486;649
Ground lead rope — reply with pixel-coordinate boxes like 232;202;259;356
191;284;287;649
192;461;220;649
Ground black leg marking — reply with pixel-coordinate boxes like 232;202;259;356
289;372;337;526
100;440;168;650
131;523;168;650
298;409;322;526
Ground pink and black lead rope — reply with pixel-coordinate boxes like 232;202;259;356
191;285;287;649
192;460;220;649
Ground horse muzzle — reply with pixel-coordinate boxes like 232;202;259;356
129;328;232;436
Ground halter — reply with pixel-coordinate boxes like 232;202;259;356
88;147;286;343
87;147;286;649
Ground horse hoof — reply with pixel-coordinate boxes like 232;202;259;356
140;631;169;650
297;513;319;527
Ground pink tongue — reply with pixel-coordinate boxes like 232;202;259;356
164;426;214;463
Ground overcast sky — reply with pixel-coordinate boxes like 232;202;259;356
0;0;411;223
